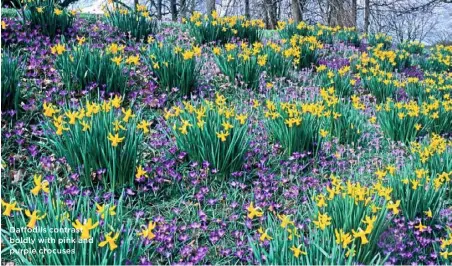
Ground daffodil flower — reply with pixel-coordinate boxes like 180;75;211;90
352;228;369;245
257;227;272;241
135;165;148;179
25;209;46;228
246;202;263;219
387;200;400;215
96;204;116;219
137;120;152;134
99;232;120;251
216;131;229;142
30;174;50;196
277;214;294;228
1;199;22;216
107;132;125;147
290;244;307;258
73;218;99;240
138;221;156;240
415;221;427;232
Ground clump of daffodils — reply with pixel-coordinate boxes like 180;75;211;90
143;41;201;96
2;188;149;265
185;11;264;44
310;175;391;263
213;41;294;90
387;165;449;222
103;2;157;41
53;42;136;94
286;34;323;69
262;97;326;156
21;0;75;39
423;44;452;72
43;97;150;188
164;94;250;175
376;99;427;143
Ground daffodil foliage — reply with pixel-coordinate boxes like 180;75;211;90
165;94;250;175
185;11;264;45
103;2;157;41
1;187;148;265
19;0;75;39
53;43;137;94
42;97;151;189
143;41;201;97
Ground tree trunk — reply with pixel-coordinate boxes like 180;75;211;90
245;0;250;18
364;0;370;34
156;0;162;19
170;0;177;21
180;0;187;18
329;0;354;27
291;0;302;22
264;0;277;29
207;0;216;14
351;0;357;27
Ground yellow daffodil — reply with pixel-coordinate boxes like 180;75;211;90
290;245;307;258
121;108;135;122
415;221;427;232
247;202;263;219
216;130;230;142
257;227;272;241
411;179;420;190
137;120;151;134
182;50;194;60
313;212;331;230
80;120;91;131
352;228;369;245
73;218;99;240
221;121;234;131
96;204;116;219
50;43;66;55
213;47;221;55
107;133;125;147
76;35;86;45
54;8;63;15
319;129;328;137
1;199;22;216
135;165;148;179
30;174;50;196
43;102;58;117
362;215;377;234
107;43;125;54
99;232;120;251
277;214;294;228
125;55;140;65
375;169;387;180
387;200;400;215
25;209;46;228
137;221;156;240
112;120;126;132
110;95;122;108
111;56;123;66
335;229;353;248
235;114;247;125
